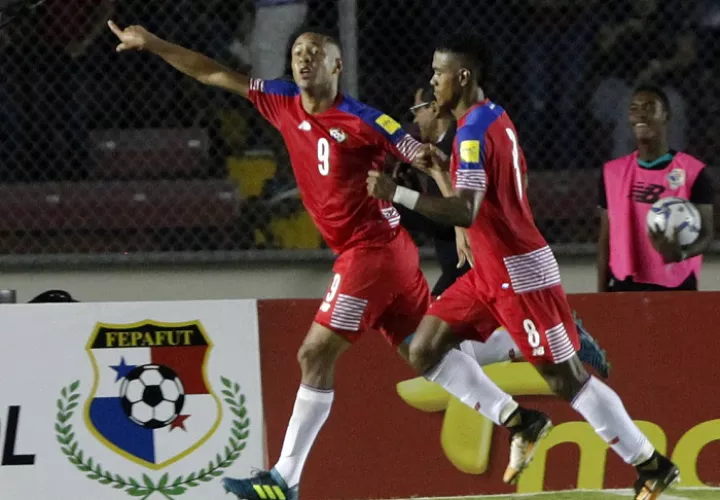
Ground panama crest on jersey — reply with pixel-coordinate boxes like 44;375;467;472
667;168;686;190
84;320;221;469
329;127;347;143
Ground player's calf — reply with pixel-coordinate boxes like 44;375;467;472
571;375;665;493
406;321;458;374
228;324;348;497
296;323;352;388
413;316;553;485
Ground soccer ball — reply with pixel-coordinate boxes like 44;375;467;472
120;364;185;429
646;196;701;246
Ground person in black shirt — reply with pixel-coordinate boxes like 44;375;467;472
393;85;470;296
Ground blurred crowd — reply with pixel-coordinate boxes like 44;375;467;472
0;0;717;254
367;0;720;170
1;0;718;183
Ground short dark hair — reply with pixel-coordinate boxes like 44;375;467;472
294;26;342;54
436;31;490;88
633;83;671;116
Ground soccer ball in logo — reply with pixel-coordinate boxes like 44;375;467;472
119;364;185;429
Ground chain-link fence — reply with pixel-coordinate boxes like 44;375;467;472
0;0;718;266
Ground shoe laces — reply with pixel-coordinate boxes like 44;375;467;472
249;467;270;480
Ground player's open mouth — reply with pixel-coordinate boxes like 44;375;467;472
299;67;312;78
635;123;649;129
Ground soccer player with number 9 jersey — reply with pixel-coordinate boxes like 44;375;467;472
108;21;445;500
367;32;679;498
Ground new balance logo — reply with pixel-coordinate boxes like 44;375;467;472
630;183;665;204
298;121;312;131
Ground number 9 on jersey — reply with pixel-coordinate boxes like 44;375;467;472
318;138;330;176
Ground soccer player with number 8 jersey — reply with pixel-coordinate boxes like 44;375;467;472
367;33;679;499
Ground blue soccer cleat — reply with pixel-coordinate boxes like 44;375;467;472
222;468;298;500
574;310;611;379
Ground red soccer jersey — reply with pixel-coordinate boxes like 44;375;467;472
451;100;561;295
248;78;422;253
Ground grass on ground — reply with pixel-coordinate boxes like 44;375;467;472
393;487;720;500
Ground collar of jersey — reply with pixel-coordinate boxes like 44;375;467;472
458;98;491;124
300;92;345;115
636;150;676;170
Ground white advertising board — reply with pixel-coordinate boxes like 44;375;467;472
0;300;265;500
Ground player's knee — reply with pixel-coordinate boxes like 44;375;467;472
562;374;591;401
296;341;339;375
408;339;443;374
539;359;590;401
544;375;574;401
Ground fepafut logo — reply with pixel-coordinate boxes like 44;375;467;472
55;320;251;499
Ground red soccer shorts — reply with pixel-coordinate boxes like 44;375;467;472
427;271;579;364
314;229;431;346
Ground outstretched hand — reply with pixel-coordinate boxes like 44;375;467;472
108;20;157;52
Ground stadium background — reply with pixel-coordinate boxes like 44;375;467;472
1;0;720;301
2;3;720;500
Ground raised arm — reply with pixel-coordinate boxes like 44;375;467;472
108;20;250;98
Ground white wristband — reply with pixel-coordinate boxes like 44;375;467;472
393;186;420;210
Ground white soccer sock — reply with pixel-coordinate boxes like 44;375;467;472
425;349;519;426
459;327;519;366
273;385;334;488
571;376;655;465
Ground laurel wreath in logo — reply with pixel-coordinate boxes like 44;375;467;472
55;377;249;500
